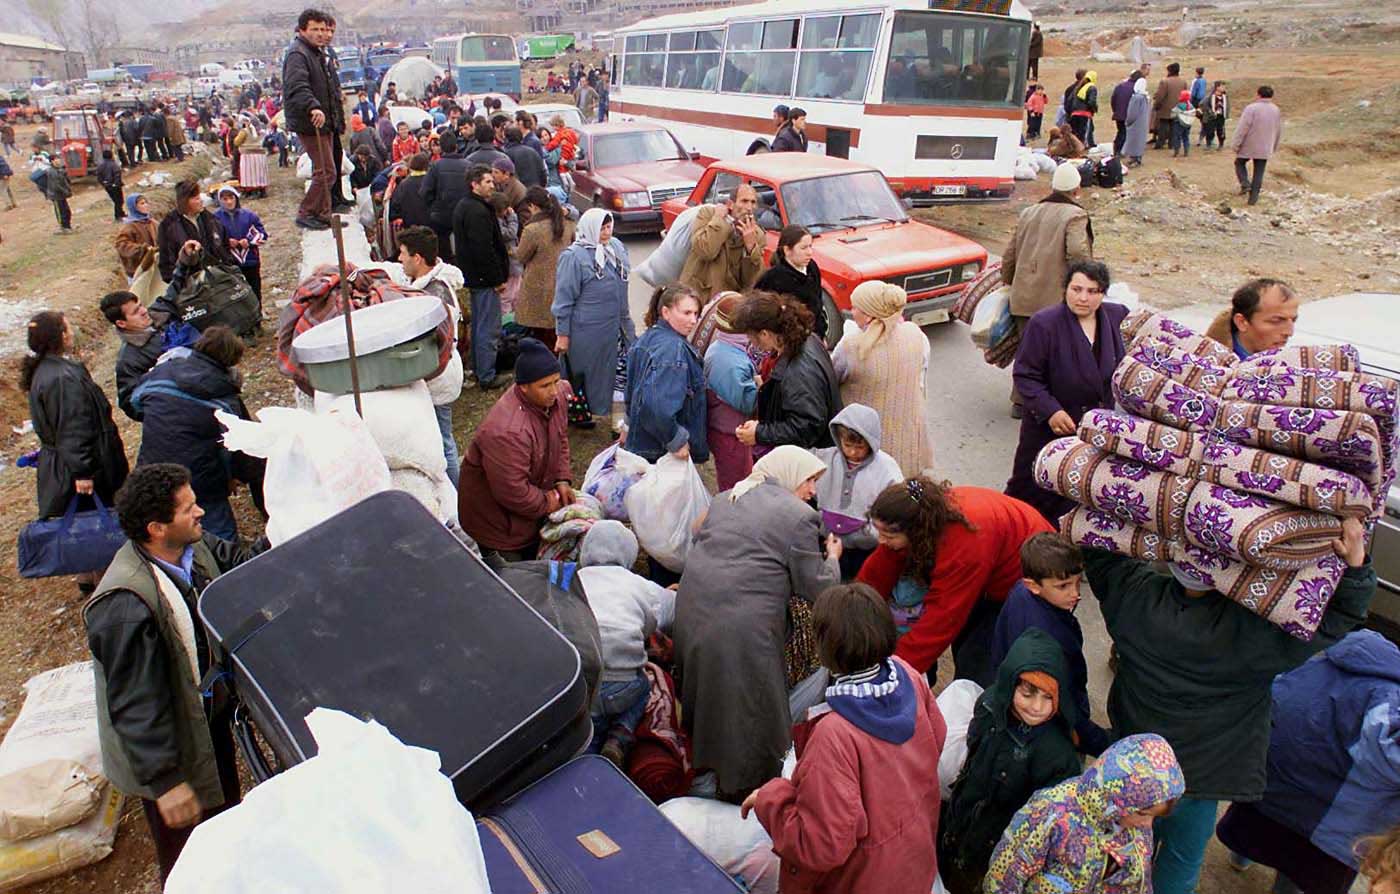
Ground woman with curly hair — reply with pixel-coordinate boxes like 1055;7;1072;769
731;291;841;454
1361;825;1400;894
858;476;1052;686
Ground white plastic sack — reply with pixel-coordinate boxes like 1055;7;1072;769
969;285;1012;349
659;798;779;894
1013;160;1038;181
624;454;710;572
314;382;457;524
1032;153;1058;174
0;662;103;842
0;785;120;892
936;679;983;800
582;443;650;521
296;151;312;180
1106;281;1141;311
218;406;392;545
166;708;488;894
635;203;710;287
355;186;375;230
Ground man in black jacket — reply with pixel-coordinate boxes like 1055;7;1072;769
463;121;509;169
85;464;266;882
387;151;433;230
502;124;547;188
770;108;809;152
117;112;141;167
94;149;124;221
157;179;236;281
282;8;344;229
140;107;168;162
419;129;470;254
453;164;510;388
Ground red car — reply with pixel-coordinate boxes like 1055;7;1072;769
661;154;988;344
570;122;706;234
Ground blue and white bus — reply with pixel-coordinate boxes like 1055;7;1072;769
431;33;523;98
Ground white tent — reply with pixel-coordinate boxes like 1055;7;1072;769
381;56;444;101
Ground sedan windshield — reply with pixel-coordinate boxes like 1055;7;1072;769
780;171;908;232
593;131;685;168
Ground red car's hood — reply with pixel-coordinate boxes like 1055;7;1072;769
811;221;984;279
594;159;705;192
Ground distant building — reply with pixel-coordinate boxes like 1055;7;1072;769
0;32;86;83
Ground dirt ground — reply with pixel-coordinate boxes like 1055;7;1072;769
0;7;1394;888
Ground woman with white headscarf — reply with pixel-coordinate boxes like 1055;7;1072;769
1122;76;1152;166
675;445;842;803
552;207;635;423
832;281;934;476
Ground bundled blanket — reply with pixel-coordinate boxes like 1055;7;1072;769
1078;409;1373;518
1037;438;1341;570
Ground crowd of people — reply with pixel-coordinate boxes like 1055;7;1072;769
1022;48;1284;203
9;8;1398;894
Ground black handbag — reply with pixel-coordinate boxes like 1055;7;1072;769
560;355;595;428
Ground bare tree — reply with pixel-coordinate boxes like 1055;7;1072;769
23;0;73;55
74;0;121;67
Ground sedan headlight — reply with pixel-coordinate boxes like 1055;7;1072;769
620;191;651;209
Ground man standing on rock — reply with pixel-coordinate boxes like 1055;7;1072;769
283;8;344;230
1152;62;1187;149
1231;85;1282;206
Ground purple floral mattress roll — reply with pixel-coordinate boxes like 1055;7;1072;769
1120;311;1238;368
1061;505;1350;641
1111;359;1387;493
1036;439;1343;570
1078;409;1374;519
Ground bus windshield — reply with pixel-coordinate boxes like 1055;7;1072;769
460;35;517;63
883;11;1027;106
781;171;908;231
334;46;362;66
593;130;685;167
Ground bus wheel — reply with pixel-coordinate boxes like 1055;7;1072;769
821;291;842;350
746;140;771;156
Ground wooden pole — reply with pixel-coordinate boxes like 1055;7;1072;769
329;215;364;418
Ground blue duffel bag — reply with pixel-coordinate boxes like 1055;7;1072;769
18;495;127;579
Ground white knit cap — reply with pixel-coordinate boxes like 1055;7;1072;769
1052;161;1082;192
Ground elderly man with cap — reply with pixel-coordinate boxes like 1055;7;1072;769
456;338;575;564
491;155;528;223
998;161;1094;418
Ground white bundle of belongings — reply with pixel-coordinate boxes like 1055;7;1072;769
635;203;713;287
0;663;122;891
166;709;490;893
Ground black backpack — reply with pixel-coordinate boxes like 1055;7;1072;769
174;262;261;336
1098;156;1124;188
1077;159;1100;190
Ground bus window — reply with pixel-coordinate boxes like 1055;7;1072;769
666;29;721;90
460;35;517;63
722;19;799;96
883;12;1026;106
796;13;879;102
624;44;666;87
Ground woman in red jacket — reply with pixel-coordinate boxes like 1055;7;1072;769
858;477;1052;686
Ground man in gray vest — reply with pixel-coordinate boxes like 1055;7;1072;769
84;463;264;881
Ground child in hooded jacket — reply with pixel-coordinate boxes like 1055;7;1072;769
810;402;902;579
984;733;1185;894
938;628;1083;894
1171;89;1198;157
744;582;947;894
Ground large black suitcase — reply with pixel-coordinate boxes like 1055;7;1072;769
197;490;591;809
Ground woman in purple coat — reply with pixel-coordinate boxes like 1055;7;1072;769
1004;259;1128;524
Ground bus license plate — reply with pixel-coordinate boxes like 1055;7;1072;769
933;185;967;196
912;309;950;327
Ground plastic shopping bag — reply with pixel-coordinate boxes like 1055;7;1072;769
623;453;710;572
582;443;650;521
969;286;1012;350
936;679;984;800
217;407;391;545
659;798;779;894
166;709;489;894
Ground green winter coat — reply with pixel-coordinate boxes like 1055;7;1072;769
1083;548;1375;801
939;628;1083;880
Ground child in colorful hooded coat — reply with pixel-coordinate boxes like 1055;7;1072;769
212;185;268;307
938;628;1083;894
984;733;1186;894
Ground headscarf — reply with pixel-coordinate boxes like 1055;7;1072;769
729;444;827;502
1075;70;1098;101
849;281;908;359
123;192;149;222
574;207;620;275
351;113;365;132
690;291;747;355
1133;77;1148;96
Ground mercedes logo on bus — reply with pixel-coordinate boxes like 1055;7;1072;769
950;143;964;160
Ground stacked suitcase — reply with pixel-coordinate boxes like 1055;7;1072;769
197;490;591;809
198;492;741;890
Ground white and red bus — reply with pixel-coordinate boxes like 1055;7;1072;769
608;0;1032;203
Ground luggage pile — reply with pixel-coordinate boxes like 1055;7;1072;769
190;491;742;890
951;263;1020;368
0;663;123;891
1034;310;1398;639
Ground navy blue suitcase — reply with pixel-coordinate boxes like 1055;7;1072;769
479;755;744;893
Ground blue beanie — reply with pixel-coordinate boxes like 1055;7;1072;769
514;337;561;384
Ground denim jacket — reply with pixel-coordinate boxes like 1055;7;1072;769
624;320;709;464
